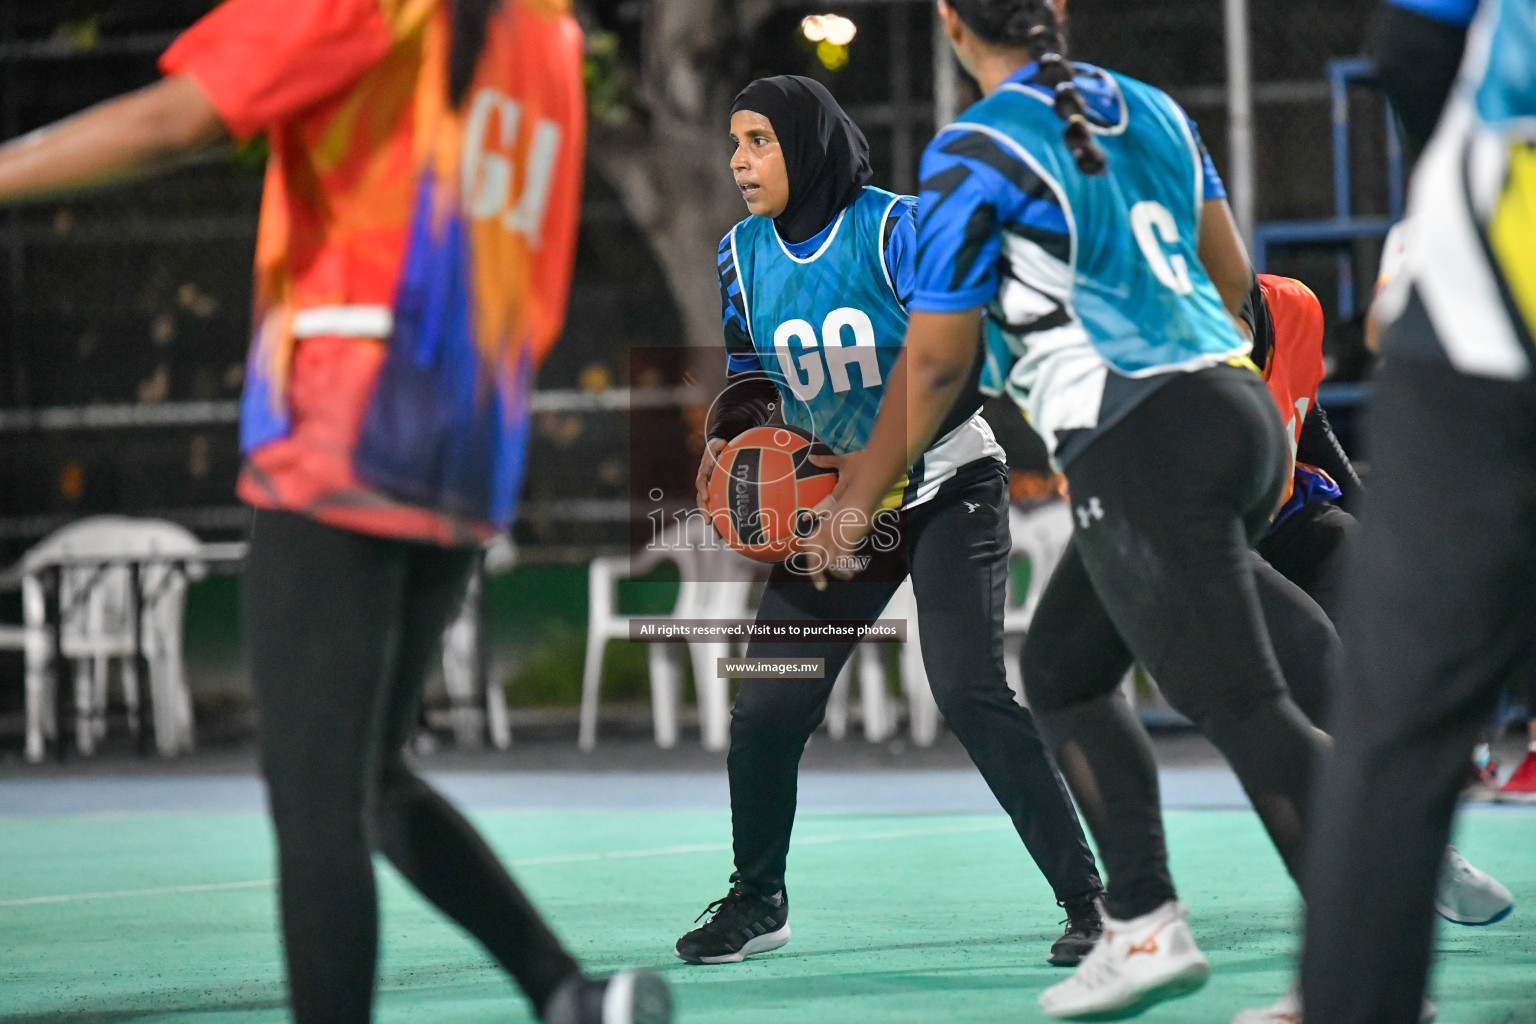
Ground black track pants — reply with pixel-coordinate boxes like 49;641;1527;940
727;468;1103;906
244;510;579;1024
1021;366;1329;921
1302;357;1536;1024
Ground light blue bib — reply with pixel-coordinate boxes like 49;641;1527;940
730;186;910;454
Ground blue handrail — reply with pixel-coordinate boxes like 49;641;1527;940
1252;57;1405;322
1317;381;1370;410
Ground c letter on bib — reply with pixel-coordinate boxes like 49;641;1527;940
1130;201;1194;296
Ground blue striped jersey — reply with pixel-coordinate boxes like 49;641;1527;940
910;60;1248;466
719;185;1002;508
1386;0;1480;27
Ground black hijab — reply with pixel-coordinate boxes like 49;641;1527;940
731;75;872;244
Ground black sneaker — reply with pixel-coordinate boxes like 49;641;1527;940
1047;894;1105;967
675;880;790;964
543;970;672;1024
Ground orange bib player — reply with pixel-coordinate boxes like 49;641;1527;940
1247;272;1362;639
1252;274;1362;525
161;0;586;544
1249;272;1513;840
0;1;668;1021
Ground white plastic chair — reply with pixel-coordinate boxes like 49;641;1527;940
1000;501;1142;709
886;579;941;746
0;627;23;674
826;644;897;742
1002;501;1074;702
0;624;40;758
824;503;1077;745
17;517;203;761
823;578;940;747
22;555;138;758
671;555;758;752
439;536;516;750
0;580;54;763
579;516;760;752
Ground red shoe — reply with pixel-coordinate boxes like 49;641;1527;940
1497;750;1536;803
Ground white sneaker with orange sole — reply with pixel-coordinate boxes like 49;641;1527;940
1038;900;1210;1020
1233;986;1436;1023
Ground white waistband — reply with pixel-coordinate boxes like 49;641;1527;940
291;305;394;339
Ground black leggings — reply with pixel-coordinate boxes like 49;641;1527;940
243;510;578;1024
1022;366;1329;921
728;468;1103;906
1303;357;1536;1023
1256;499;1357;721
1257;499;1356;623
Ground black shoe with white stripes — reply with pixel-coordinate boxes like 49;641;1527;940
675;879;790;964
542;970;672;1024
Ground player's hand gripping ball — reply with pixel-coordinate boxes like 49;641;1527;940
706;425;839;562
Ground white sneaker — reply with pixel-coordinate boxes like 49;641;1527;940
1038;900;1210;1019
1233;986;1436;1023
1232;988;1302;1024
1437;846;1514;925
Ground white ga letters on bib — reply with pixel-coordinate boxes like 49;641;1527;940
772;307;884;401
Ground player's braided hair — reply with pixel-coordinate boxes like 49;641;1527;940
448;0;500;106
947;0;1107;175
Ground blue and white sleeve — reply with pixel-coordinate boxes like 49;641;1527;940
910;125;1072;315
1385;0;1479;27
718;232;760;373
1182;110;1228;202
881;197;919;310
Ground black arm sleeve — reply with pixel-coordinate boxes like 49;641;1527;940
1297;405;1364;508
1372;2;1470;165
1243;275;1275;372
707;372;781;442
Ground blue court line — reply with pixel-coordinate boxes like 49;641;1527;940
0;766;1255;817
2;767;1531;819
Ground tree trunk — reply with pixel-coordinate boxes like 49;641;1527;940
585;0;773;350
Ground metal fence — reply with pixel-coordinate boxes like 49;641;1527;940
0;1;1390;564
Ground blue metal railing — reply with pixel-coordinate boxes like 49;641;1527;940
1316;381;1370;410
1252;57;1405;322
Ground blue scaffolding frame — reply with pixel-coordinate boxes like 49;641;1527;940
1251;57;1405;323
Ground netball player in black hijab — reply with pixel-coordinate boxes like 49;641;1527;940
730;75;872;243
698;75;875;443
677;75;1106;968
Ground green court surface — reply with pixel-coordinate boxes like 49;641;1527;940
2;808;1532;1023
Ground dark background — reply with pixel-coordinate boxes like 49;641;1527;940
0;0;1405;736
0;0;1395;562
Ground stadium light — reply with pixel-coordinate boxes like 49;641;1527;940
801;14;857;46
823;16;857;46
